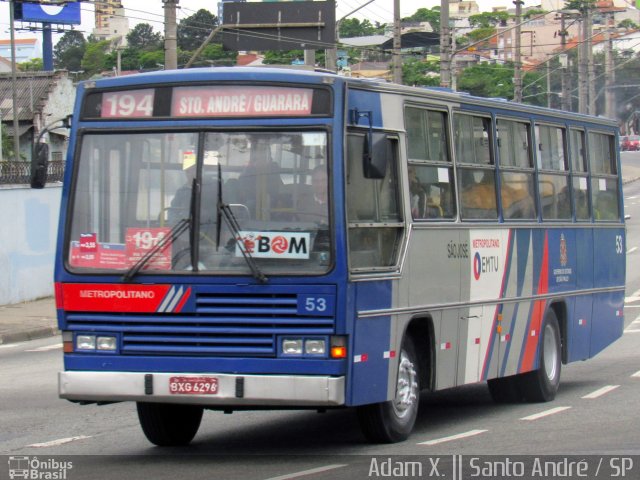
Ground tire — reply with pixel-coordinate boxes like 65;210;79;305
357;337;420;443
487;374;522;403
518;309;562;402
136;402;203;446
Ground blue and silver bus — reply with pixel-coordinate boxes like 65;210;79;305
45;67;625;444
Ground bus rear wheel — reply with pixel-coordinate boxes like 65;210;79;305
518;309;562;402
136;402;203;446
357;337;420;443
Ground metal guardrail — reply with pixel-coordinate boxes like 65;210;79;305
0;160;65;185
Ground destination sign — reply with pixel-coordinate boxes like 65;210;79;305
171;86;313;117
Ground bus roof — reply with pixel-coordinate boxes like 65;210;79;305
83;66;618;129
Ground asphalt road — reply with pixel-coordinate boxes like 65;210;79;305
1;155;640;480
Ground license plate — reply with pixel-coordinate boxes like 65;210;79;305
169;376;218;394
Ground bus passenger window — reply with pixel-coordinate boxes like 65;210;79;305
573;176;590;221
501;171;536;220
458;167;498;219
409;165;454;219
592;178;620;221
539;173;570;220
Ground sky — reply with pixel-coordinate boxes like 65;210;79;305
0;0;521;45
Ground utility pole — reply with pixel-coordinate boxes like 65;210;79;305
558;12;571;111
513;0;524;103
578;13;588;114
604;12;615;119
163;0;179;70
547;59;551;108
586;7;596;115
9;0;20;161
392;0;402;83
439;1;451;88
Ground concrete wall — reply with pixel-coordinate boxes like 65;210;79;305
0;184;61;305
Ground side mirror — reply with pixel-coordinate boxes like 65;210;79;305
30;142;49;189
363;133;389;179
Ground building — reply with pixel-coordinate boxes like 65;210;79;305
92;0;130;46
0;39;40;64
0;71;75;162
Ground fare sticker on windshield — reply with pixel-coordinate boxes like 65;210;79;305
235;232;310;259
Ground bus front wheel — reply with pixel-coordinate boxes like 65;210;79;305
357;337;420;443
518;309;562;402
136;402;203;446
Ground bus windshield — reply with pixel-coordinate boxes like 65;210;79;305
67;130;331;276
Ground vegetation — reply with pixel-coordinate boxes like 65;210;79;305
339;18;385;38
402;7;441;33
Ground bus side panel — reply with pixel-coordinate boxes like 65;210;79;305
590;291;625;357
500;229;535;377
590;227;625;356
348;281;394;406
575;228;594;290
567;295;593;362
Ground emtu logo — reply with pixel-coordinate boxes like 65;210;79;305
473;252;500;280
473;252;482;280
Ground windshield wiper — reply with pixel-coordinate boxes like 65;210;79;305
216;164;268;284
122;178;198;282
121;218;190;282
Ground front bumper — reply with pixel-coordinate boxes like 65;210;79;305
59;371;345;407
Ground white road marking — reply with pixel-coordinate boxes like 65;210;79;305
26;436;92;448
520;406;571;421
624;297;640;304
582;385;620;399
624;329;640;333
263;464;348;480
418;429;488;446
631;370;640;378
25;343;62;352
0;342;25;350
627;247;638;254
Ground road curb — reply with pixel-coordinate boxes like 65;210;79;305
0;326;60;345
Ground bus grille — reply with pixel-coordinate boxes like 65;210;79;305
64;290;335;357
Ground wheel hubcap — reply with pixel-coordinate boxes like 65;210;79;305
392;350;418;419
543;323;559;381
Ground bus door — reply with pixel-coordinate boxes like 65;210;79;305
459;229;512;383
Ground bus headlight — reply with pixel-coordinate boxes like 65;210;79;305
305;339;326;355
282;338;303;355
75;334;117;352
96;336;117;351
76;335;96;351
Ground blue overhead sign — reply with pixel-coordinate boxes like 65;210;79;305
16;3;82;25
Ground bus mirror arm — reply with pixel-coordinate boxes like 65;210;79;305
30;115;72;189
351;109;387;179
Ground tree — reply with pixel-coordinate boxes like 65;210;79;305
338;18;380;38
564;0;597;14
402;57;440;86
127;23;163;51
523;9;547;20
138;50;165;70
81;40;110;75
403;7;441;33
457;63;515;98
54;30;86;71
618;18;639;30
178;9;218;51
465;27;497;45
19;58;43;71
468;11;511;29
